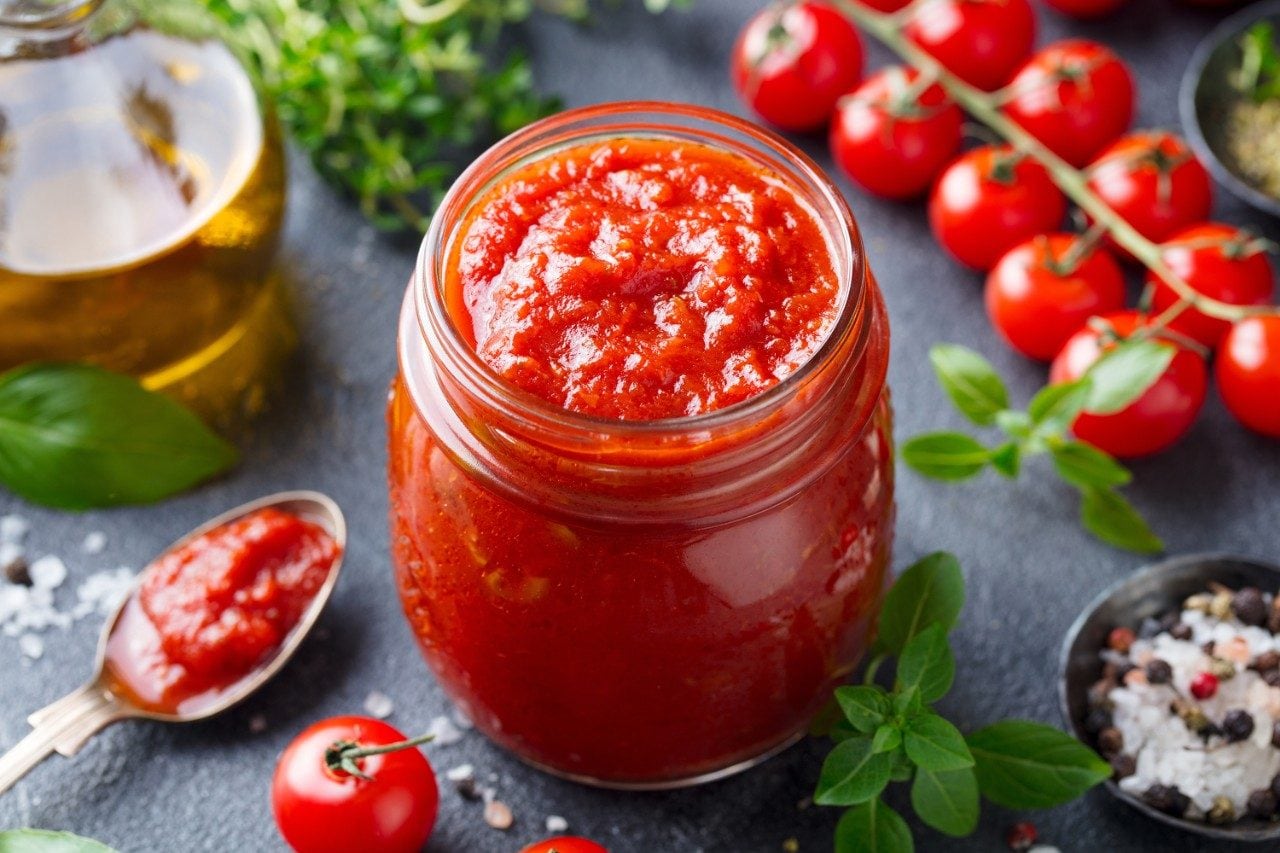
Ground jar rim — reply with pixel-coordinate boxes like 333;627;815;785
411;100;869;444
0;0;102;29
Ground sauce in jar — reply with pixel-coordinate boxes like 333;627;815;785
105;508;342;715
390;103;893;786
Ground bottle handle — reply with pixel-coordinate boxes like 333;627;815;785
0;682;126;796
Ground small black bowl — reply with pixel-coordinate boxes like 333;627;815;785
1181;0;1280;219
1059;553;1280;843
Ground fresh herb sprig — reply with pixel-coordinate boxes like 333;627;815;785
816;553;1111;852
0;364;236;510
901;343;1166;553
1236;22;1280;103
201;0;688;232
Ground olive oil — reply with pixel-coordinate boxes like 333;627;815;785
0;8;292;427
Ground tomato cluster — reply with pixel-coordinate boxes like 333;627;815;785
731;0;1280;456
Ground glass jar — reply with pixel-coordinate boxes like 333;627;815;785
0;0;292;428
388;102;894;788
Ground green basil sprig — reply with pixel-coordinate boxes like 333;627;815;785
0;830;117;853
816;553;1111;853
902;344;1164;553
0;364;237;510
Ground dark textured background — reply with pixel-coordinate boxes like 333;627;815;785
3;1;1278;850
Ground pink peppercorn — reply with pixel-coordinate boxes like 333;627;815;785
1190;672;1219;700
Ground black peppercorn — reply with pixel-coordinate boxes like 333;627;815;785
1248;789;1278;820
1273;721;1280;750
1143;784;1191;817
1109;753;1136;780
1223;709;1256;743
1269;596;1280;634
1145;658;1173;685
1271;773;1280;800
1253;650;1280;673
1265;669;1280;689
1233;587;1268;627
1084;707;1113;734
2;553;30;587
1203;640;1217;656
1158;610;1181;633
1169;623;1193;641
1097;727;1124;755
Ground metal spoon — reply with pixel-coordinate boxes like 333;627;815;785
0;491;346;796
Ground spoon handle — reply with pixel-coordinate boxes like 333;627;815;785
0;683;125;796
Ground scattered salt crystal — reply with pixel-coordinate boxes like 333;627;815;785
445;763;475;782
479;785;497;804
249;715;268;734
75;567;135;617
28;556;67;590
81;532;107;555
1;543;25;578
451;707;474;730
363;690;394;719
483;799;513;830
0;515;29;544
426;714;464;746
545;815;569;833
18;633;43;660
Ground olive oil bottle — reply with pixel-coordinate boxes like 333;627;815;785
0;0;292;428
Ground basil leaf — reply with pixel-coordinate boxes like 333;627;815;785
929;344;1009;425
872;724;902;754
901;433;990;481
1052;441;1132;489
0;364;236;509
1083;340;1176;415
988;442;1020;479
904;712;974;771
910;767;980;838
896;624;955;703
835;798;915;853
967;720;1112;809
893;686;922;718
877;552;965;655
836;685;890;734
1028;379;1091;434
1079;486;1163;554
0;830;117;853
815;737;895;806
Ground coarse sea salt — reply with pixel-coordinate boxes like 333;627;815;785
81;531;107;555
0;515;30;544
426;714;465;746
363;690;395;720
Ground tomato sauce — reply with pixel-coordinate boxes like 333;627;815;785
390;108;894;786
105;508;341;714
448;138;840;420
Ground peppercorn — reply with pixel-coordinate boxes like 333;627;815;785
1208;795;1236;825
1233;587;1268;627
1143;784;1191;817
1269;596;1280;634
1109;753;1136;780
1004;821;1037;852
1169;623;1193;641
2;553;30;587
1172;699;1211;734
1158;610;1181;632
1097;727;1124;755
1271;773;1280;800
1252;650;1280;673
1088;677;1117;709
1184;593;1212;613
1145;659;1173;685
1203;640;1217;656
1210;591;1234;621
1084;707;1113;734
1190;671;1219;700
1247;789;1278;819
1273;721;1280;749
1223;709;1256;743
1102;660;1135;682
1266;669;1280;689
1201;722;1224;740
1108;626;1135;653
1209;658;1238;680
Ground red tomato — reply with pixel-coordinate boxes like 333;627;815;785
1049;312;1209;458
1217;316;1280;438
903;0;1036;91
272;716;439;853
730;1;864;132
985;233;1126;360
829;66;964;199
1040;0;1129;18
520;839;611;853
929;145;1068;271
1147;223;1276;349
1086;131;1213;250
1003;40;1135;168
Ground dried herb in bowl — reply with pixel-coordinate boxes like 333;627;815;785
1227;22;1280;199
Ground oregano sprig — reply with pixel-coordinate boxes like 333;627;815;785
816;553;1111;853
901;344;1164;554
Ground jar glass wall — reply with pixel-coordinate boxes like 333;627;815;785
388;103;894;787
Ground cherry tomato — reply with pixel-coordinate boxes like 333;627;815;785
1147;223;1276;349
520;838;611;853
829;66;964;199
1086;131;1213;250
929;145;1068;271
730;1;864;132
1217;316;1280;438
1040;0;1129;19
1049;312;1209;458
903;0;1036;91
272;716;439;853
1003;40;1135;168
985;233;1126;360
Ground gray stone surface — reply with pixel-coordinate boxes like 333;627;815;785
2;1;1278;850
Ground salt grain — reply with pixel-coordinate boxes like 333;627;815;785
0;515;29;544
81;532;107;555
545;815;569;833
426;714;464;746
18;633;43;660
28;556;67;590
363;690;394;720
451;707;474;730
445;763;475;782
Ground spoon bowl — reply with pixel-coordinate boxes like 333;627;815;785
0;491;346;795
